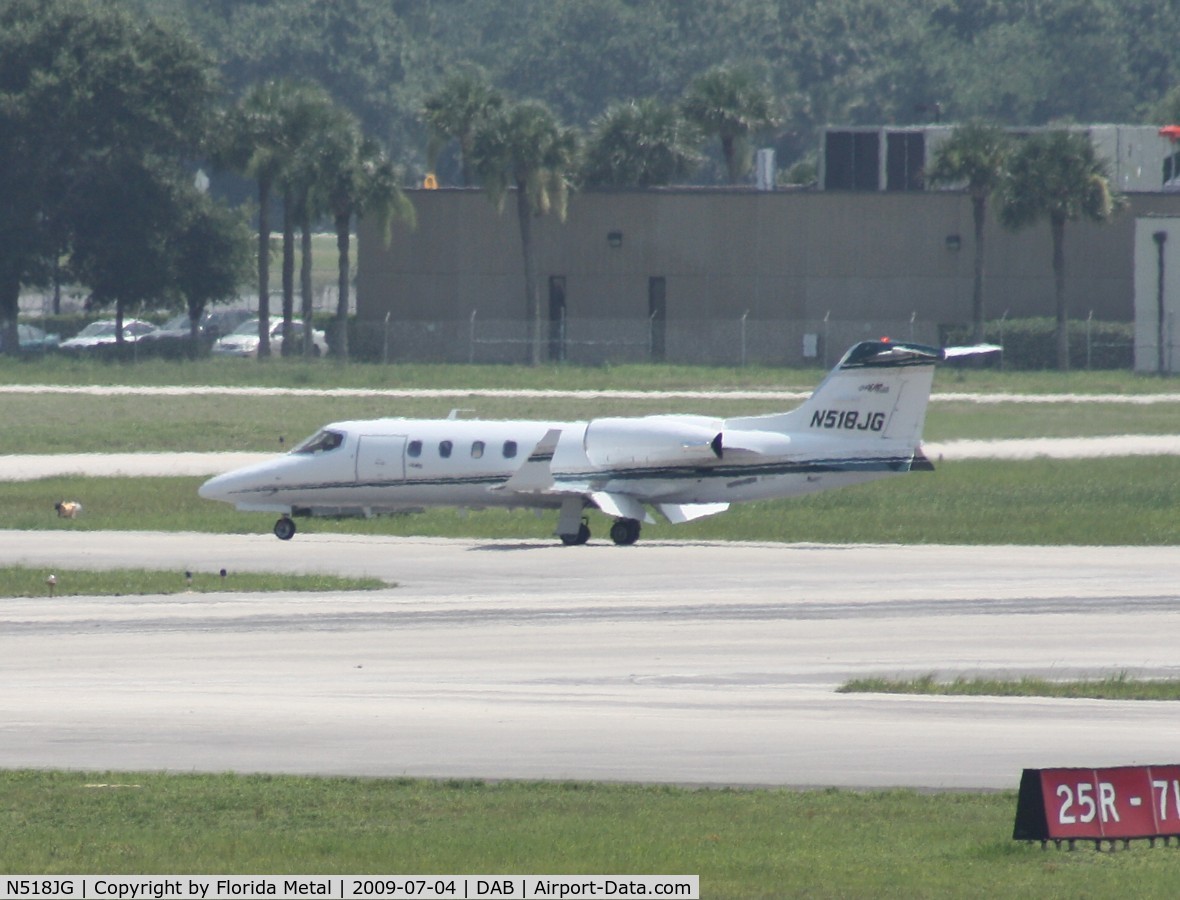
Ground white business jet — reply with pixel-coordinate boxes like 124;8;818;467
198;339;995;545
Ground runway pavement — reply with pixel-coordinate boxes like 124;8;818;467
3;530;1179;790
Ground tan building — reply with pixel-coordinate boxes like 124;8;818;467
357;186;1180;366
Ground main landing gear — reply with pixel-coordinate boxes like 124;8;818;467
274;516;297;541
608;517;641;546
558;516;642;546
560;519;592;546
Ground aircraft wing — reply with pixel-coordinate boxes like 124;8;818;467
499;428;562;492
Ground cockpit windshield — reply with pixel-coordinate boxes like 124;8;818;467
292;429;345;454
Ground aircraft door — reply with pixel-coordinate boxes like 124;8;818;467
355;435;407;483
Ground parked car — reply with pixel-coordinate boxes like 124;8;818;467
59;319;157;351
137;310;254;357
211;318;328;358
0;323;60;353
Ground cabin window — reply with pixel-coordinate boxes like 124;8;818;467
439;440;453;458
407;440;422;458
292;429;344;454
471;441;485;459
503;440;518;459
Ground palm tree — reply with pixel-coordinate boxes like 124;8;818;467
422;68;504;186
212;80;308;358
681;65;777;184
323;130;415;361
998;130;1122;370
580;98;701;187
471;99;579;365
272;83;345;356
927;122;1011;343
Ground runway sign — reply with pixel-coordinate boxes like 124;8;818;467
1014;765;1180;844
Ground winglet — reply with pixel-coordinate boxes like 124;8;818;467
500;428;562;492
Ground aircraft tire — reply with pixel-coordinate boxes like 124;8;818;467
560;522;591;546
609;518;641;546
274;516;297;541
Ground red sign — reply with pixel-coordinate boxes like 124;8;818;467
1015;766;1180;841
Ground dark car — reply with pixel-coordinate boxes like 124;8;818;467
138;309;254;356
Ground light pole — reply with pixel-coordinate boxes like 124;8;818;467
1153;230;1168;374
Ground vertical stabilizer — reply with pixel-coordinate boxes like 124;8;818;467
725;340;943;446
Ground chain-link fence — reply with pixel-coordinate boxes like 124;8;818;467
357;312;943;368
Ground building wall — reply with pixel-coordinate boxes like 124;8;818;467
357;188;1180;364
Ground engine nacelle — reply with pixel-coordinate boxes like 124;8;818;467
584;416;723;467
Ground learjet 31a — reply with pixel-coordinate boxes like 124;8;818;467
198;339;997;545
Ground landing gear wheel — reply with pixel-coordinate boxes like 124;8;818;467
560;520;591;546
274;516;297;541
609;517;641;546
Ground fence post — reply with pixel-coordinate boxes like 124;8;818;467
382;311;390;365
1086;310;1093;370
999;310;1008;371
469;309;477;364
740;310;749;367
822;311;830;368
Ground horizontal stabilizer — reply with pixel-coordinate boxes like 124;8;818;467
657;502;730;524
500;428;561;492
591;491;655;524
942;343;1003;359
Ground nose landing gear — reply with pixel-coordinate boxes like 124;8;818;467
273;516;297;541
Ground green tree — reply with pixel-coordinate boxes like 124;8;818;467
580;99;701;188
214;79;328;358
927;122;1011;343
271;81;341;356
324;134;415;361
471;100;579;365
205;0;415;156
172;192;254;356
0;0;214;353
681;64;778;183
68;159;182;342
998;130;1121;370
422;68;504;186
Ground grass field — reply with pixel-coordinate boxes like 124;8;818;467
0;565;384;597
840;672;1180;701
3;456;1179;545
4;771;1180;898
3;351;1180;392
3;388;1180;454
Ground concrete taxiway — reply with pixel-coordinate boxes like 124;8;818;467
3;531;1179;789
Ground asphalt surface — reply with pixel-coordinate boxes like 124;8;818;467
4;531;1179;789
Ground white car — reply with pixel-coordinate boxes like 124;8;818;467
59;319;157;351
211;318;329;357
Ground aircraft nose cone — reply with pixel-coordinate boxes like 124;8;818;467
197;474;224;502
199;471;233;502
